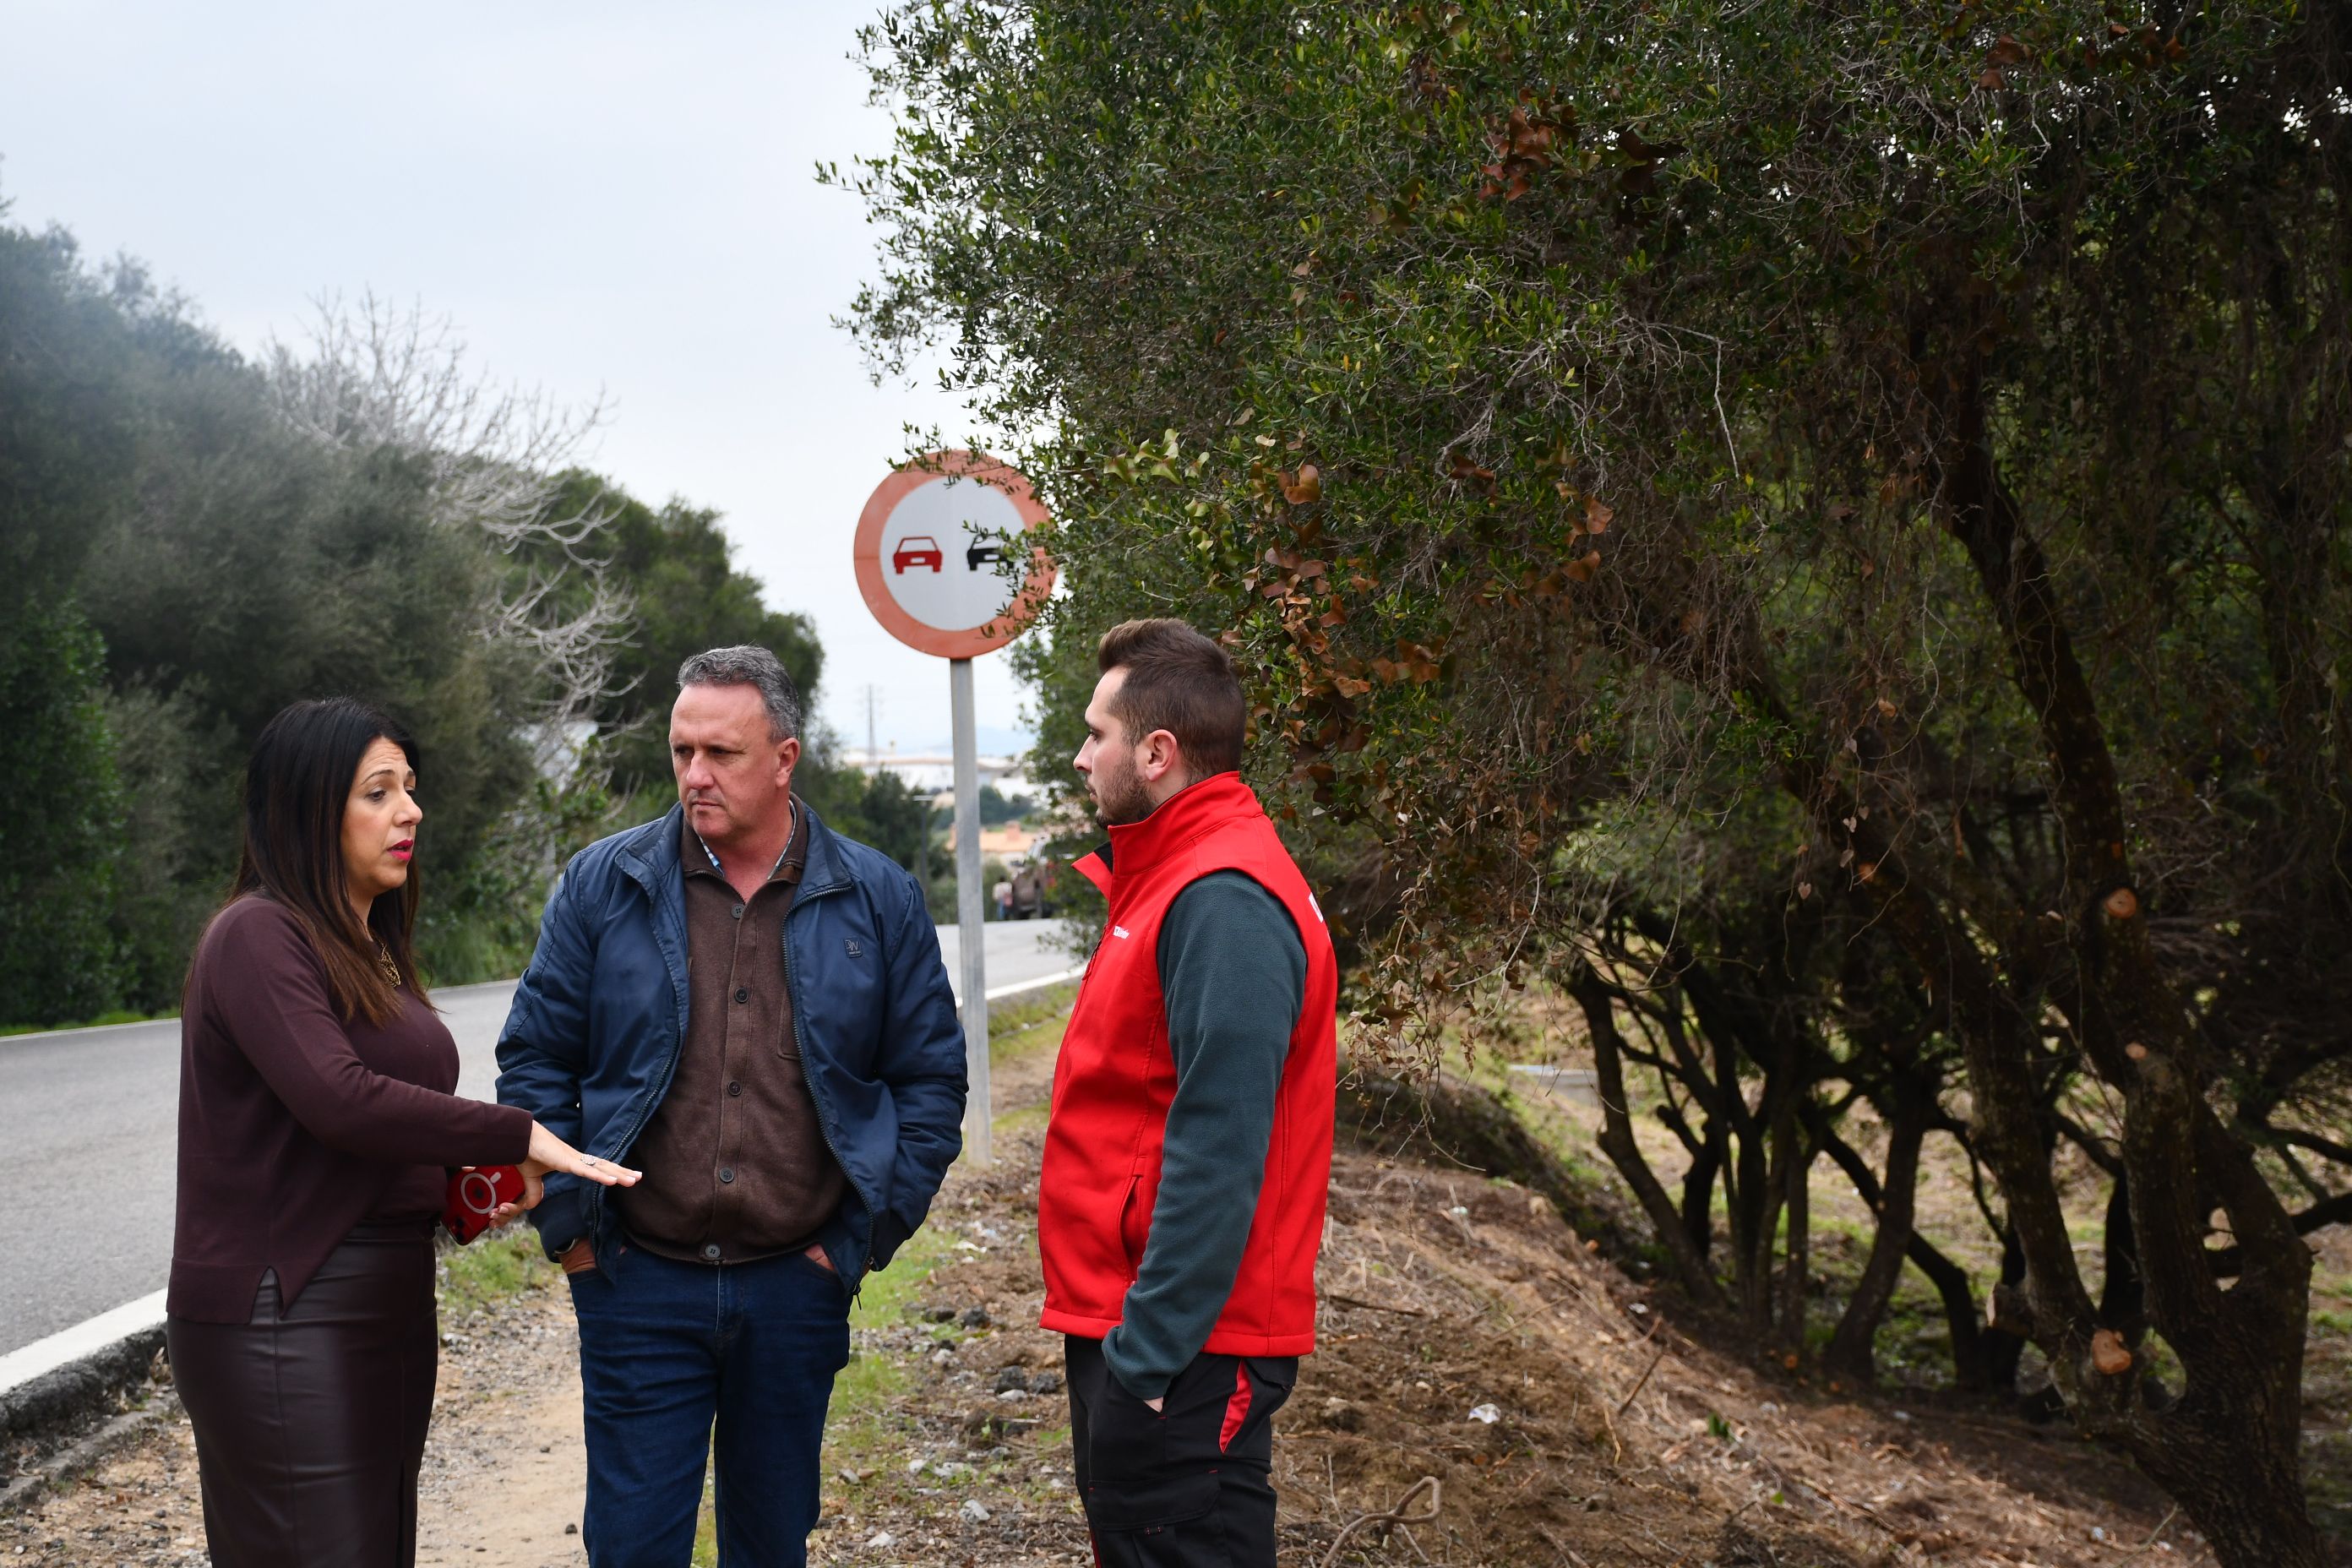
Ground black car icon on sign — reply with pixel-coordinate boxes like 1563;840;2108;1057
965;539;1004;571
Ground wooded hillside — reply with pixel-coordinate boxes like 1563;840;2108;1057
0;207;920;1026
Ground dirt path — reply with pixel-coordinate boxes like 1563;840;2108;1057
1;1280;591;1568
414;1309;587;1568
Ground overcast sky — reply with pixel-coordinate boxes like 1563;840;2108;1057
0;0;1043;757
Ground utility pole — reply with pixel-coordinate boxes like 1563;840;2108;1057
863;684;879;765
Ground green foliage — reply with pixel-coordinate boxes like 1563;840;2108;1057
529;471;826;798
0;224;135;600
0;217;151;1024
84;411;535;952
811;766;934;871
977;782;1031;825
843;4;2352;1555
418;773;634;986
0;603;122;1023
435;1228;555;1315
0;211;841;1024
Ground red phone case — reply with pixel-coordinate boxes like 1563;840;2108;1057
443;1164;525;1244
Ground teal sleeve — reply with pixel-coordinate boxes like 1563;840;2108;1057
1102;871;1306;1401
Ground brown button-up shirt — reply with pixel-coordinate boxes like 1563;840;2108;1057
616;805;847;1263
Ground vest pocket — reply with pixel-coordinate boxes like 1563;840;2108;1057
1117;1173;1146;1271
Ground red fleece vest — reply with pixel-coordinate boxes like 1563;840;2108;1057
1037;772;1338;1356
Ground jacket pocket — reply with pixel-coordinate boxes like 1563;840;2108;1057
1085;1368;1217;1531
1117;1173;1146;1272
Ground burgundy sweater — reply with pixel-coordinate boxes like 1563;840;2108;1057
168;896;534;1322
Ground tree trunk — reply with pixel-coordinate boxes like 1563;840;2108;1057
1927;371;2322;1566
1679;1121;1721;1266
1913;1230;2001;1392
2132;1391;2324;1568
1823;1099;1926;1383
1725;1086;1774;1336
1774;1119;1812;1363
1574;976;1725;1307
1735;1130;1782;1338
2098;1176;2146;1346
1657;946;1788;1336
1984;1228;2028;1396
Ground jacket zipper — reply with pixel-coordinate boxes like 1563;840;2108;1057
781;879;878;1298
586;883;695;1250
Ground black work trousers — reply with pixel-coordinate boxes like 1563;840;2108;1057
1064;1335;1298;1567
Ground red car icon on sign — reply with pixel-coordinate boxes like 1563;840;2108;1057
891;535;944;574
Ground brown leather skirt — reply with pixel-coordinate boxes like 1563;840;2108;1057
166;1222;439;1568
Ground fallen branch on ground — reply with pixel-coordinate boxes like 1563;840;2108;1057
1614;1336;1671;1417
1319;1475;1443;1568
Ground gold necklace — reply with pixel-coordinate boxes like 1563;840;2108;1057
373;938;402;988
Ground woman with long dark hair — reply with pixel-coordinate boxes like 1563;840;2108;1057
166;697;636;1568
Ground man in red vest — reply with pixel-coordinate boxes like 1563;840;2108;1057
1039;618;1339;1566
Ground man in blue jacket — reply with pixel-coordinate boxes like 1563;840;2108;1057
498;645;966;1567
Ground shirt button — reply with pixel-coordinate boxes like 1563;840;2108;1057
719;1167;736;1184
727;1081;742;1097
701;1244;721;1260
732;904;744;920
734;987;749;1004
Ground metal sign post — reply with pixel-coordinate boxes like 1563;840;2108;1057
852;452;1054;1166
949;657;988;1160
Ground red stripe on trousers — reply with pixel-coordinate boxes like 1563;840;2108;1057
1218;1362;1252;1452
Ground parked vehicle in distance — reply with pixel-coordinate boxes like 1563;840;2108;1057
892;535;944;574
1010;858;1061;919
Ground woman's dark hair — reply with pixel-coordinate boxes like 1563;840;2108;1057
217;697;426;1023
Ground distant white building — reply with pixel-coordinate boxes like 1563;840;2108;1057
840;746;1035;799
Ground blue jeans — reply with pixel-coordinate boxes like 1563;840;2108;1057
568;1242;852;1567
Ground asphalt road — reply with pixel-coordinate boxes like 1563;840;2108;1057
0;918;1080;1358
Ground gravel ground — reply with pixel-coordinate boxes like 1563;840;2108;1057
3;1274;588;1568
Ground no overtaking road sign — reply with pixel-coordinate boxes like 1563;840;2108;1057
852;450;1055;1166
852;450;1054;659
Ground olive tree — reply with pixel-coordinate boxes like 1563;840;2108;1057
841;3;2352;1560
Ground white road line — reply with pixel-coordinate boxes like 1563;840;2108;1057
0;1289;167;1398
980;965;1086;1003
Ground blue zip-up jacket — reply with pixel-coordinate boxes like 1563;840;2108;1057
494;801;966;1290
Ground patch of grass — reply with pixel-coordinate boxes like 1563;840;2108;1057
853;1221;962;1336
2307;1430;2352;1539
1462;1064;1620;1197
693;1474;718;1567
0;1007;168;1036
435;1228;554;1315
995;1102;1051;1137
989;982;1078;1063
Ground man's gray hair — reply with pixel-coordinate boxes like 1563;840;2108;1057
677;645;803;741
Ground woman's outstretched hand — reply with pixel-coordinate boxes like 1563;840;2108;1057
488;1123;640;1227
